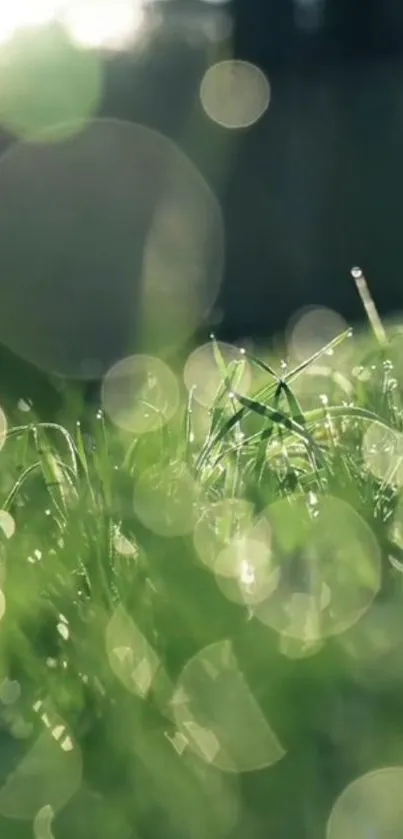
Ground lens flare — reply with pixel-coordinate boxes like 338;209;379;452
0;1;59;43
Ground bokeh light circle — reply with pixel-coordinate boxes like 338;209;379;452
193;499;279;606
106;605;159;698
200;59;270;129
0;511;15;539
290;363;353;413
362;423;403;487
193;498;256;569
255;494;381;641
101;354;179;434
215;536;280;606
172;639;285;773
327;766;403;839
389;491;403;551
0;407;7;452
184;342;251;409
134;462;199;537
0;119;224;377
0;25;102;141
0;728;81;819
287;306;348;363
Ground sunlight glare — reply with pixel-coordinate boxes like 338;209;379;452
0;1;58;44
62;0;145;50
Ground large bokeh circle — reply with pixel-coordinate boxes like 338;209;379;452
0;118;224;378
327;767;403;839
255;494;381;641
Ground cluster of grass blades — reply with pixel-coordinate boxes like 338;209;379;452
1;271;403;837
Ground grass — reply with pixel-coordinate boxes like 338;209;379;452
1;283;403;837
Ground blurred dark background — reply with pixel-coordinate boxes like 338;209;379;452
225;0;403;339
2;0;403;406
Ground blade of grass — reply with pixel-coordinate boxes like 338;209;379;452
233;391;325;467
304;404;394;430
2;461;43;512
351;266;387;346
198;328;352;467
279;381;306;427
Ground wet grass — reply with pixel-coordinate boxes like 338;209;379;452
1;294;403;837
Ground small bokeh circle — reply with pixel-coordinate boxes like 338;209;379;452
101;354;179;434
200;59;270;129
184;342;251;409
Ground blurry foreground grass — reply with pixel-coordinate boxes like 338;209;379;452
2;304;403;837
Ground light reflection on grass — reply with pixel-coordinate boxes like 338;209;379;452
1;319;403;836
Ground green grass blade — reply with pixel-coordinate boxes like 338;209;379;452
232;391;325;466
